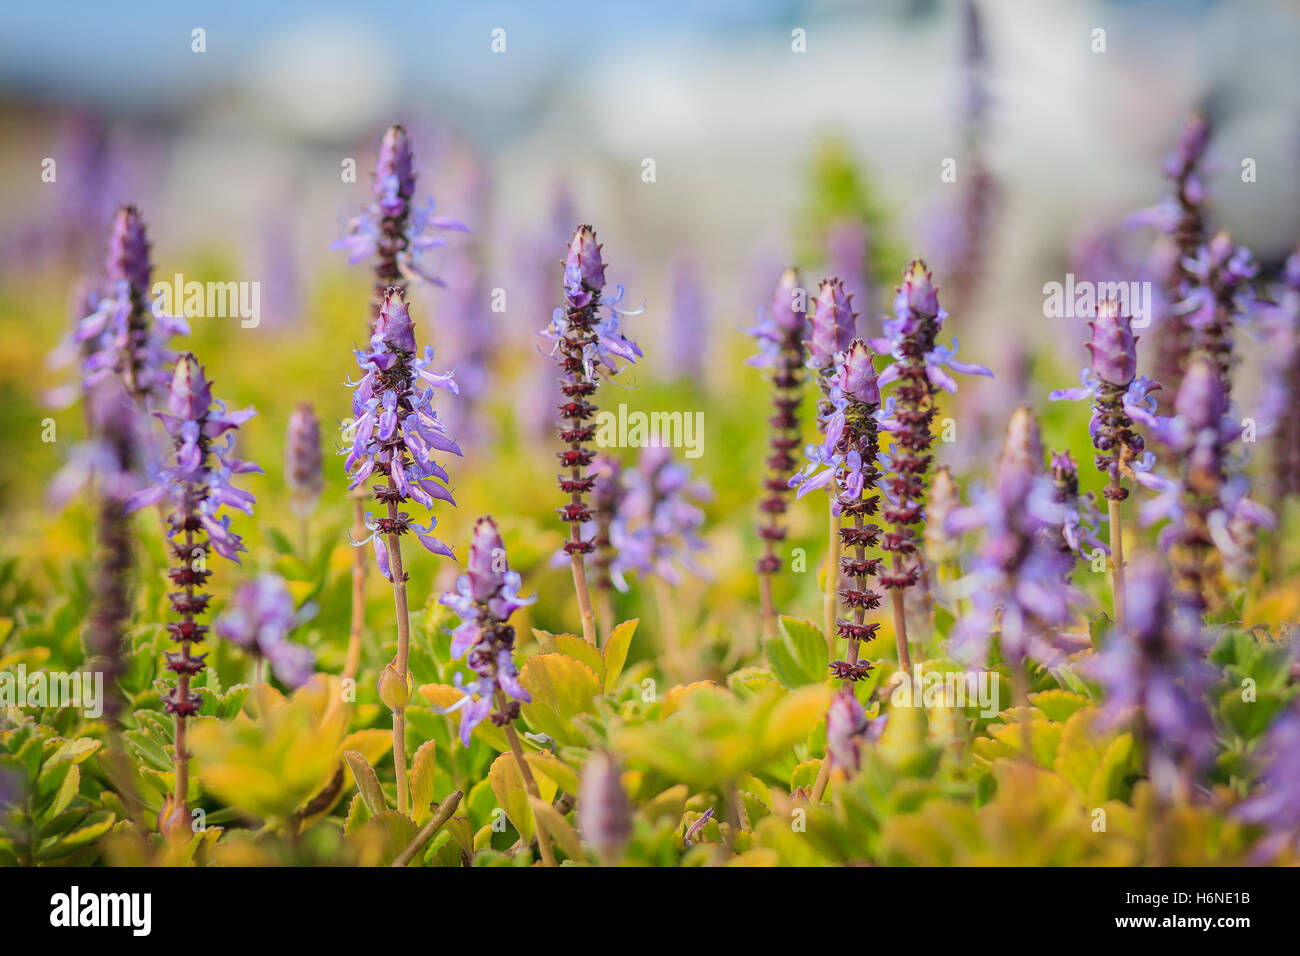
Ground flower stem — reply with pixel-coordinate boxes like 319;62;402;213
1108;487;1127;632
499;696;556;867
654;576;684;678
385;499;411;819
570;546;597;646
344;493;366;682
390;789;464;867
758;572;777;640
823;503;839;656
170;526;195;836
889;554;912;672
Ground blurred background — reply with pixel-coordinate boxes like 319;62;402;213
1;0;1298;656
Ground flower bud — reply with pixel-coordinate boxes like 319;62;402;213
826;691;869;772
565;225;606;292
1085;300;1138;387
376;288;417;353
286;402;324;517
839;340;879;406
168;353;213;422
106;205;152;296
1174;356;1225;431
467;516;507;602
770;267;806;333
810;278;855;370
378;660;411;711
374;124;415;208
578;752;632;864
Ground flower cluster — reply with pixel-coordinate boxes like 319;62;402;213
440;517;535;745
345;288;460;578
214;574;315;687
869;261;990;593
791;342;885;680
1177;230;1258;395
748;268;809;575
613;444;711;589
542;225;641;557
1259;247;1300;500
1132;113;1211;408
126;354;260;716
332;124;467;321
1090;556;1217;798
947;419;1076;667
1050;299;1164;499
72;205;187;405
1234;700;1300;860
1140;356;1272;611
1047;449;1107;565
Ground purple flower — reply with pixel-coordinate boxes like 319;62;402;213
1175;230;1257;394
345;289;460;576
808;278;855;373
439;517;536;745
1258;246;1300;500
579;752;632;864
1048;449;1107;562
286;402;324;518
124;353;260;718
749;268;809;574
331;125;468;319
1138;356;1273;610
1090;556;1217;798
870;261;990;597
543;225;642;561
1085;305;1139;387
215;574;316;688
946;450;1078;667
826;690;870;772
1235;702;1300;860
611;444;711;589
69;206;188;405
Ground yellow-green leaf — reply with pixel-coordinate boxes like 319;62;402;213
409;740;437;825
602;619;638;689
519;654;602;747
344;751;388;816
532;629;604;679
528;795;583;860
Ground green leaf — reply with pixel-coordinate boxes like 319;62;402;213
602;619;638;690
344;751;389;817
532;629;604;680
409;740;437;825
763;616;828;688
488;753;555;846
519;654;602;747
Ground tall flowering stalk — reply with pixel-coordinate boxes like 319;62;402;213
805;278;855;654
1090;555;1216;803
440;517;555;866
74;205;187;406
542;225;641;646
1050;299;1163;628
791;341;884;683
333;125;466;688
748;268;810;638
1141;356;1272;613
869;261;990;668
1137;114;1210;411
345;289;459;816
1260;248;1300;505
125;354;258;834
1178;230;1257;398
333;124;467;323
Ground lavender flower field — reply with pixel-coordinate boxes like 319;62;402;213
1;1;1299;901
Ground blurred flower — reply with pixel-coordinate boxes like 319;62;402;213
808;278;855;374
439;517;535;745
331;124;467;320
612;444;711;589
1048;449;1107;564
667;252;708;382
1235;702;1300;860
579;752;632;864
750;268;809;575
286;402;324;518
215;574;316;688
1258;246;1300;501
826;690;870;772
1090;555;1217;798
68;206;188;406
1175;230;1258;394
